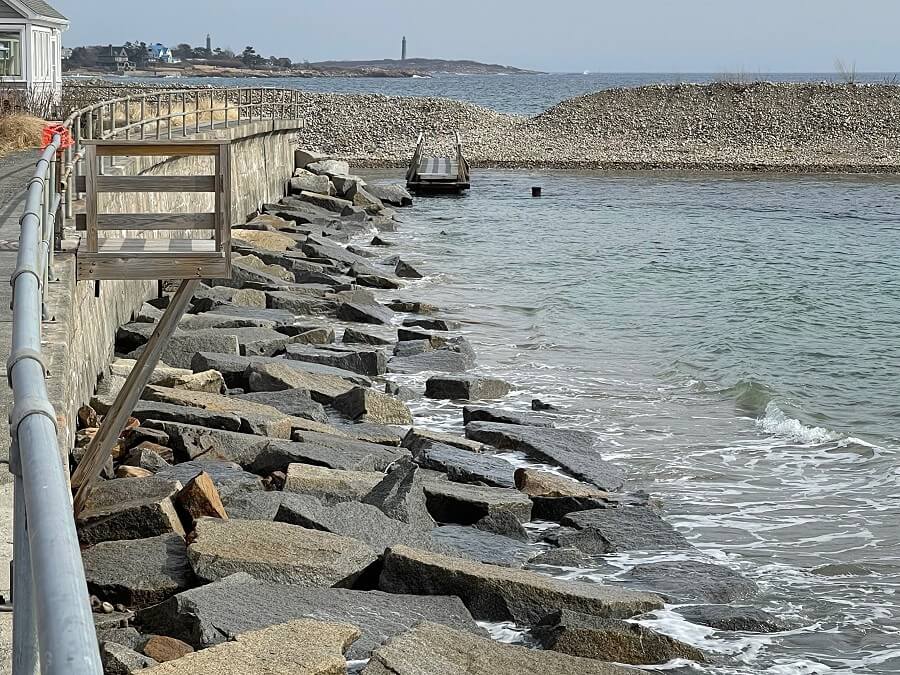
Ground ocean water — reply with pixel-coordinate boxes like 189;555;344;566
105;71;900;116
356;169;900;674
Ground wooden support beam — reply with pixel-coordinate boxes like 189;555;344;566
75;212;216;231
71;279;200;515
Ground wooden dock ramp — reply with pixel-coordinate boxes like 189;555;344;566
406;132;470;194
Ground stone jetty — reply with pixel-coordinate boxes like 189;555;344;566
78;152;788;674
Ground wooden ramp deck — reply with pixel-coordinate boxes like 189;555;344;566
406;132;470;194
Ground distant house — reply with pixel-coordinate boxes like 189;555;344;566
97;45;131;72
0;0;68;104
147;42;177;64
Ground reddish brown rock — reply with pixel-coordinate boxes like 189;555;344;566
142;636;194;663
175;472;228;521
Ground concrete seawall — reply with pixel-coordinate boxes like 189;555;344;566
42;120;302;454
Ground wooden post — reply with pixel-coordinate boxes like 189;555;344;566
71;278;200;515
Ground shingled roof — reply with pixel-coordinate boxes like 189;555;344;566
17;0;67;21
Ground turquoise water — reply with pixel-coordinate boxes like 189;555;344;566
363;169;900;673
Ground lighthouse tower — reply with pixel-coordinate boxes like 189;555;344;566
402;36;407;61
206;33;212;53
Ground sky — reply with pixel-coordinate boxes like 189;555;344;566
50;0;900;73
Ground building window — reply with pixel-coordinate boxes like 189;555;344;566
33;30;50;79
0;31;22;78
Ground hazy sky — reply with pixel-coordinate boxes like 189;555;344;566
51;0;899;73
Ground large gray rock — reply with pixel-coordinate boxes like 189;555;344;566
362;621;639;675
248;435;406;474
463;406;553;428
135;573;480;660
533;608;706;665
192;351;371;390
296;190;354;214
337;301;394;325
276;495;443;554
306;159;350;178
343;328;391;346
426;375;511;401
394;259;423;279
676;605;792;633
379;546;664;624
283;464;383;503
330;173;365;197
475;511;529;541
425;480;532;525
246;362;357;403
346;182;385;212
388;340;477;374
221;491;285;521
622;561;759;603
285;343;387;376
363;457;435;530
133;401;243;433
77;477;185;546
466;422;625;492
187;518;378;587
430;526;536;568
402;317;459;331
414;441;516;488
289;172;333;196
403;427;485;453
559;507;692;553
333;386;413;425
127;332;240;369
366;183;413;207
141;419;265;462
234;389;328;423
82;533;194;609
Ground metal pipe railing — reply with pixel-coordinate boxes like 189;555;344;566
7;85;306;673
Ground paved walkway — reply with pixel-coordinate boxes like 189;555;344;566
0;149;40;673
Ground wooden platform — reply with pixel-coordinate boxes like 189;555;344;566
406;132;470;194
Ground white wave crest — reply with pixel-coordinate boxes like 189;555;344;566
757;402;841;445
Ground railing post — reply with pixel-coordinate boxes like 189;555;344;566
140;96;146;140
11;477;38;675
125;96;131;140
167;92;172;140
194;91;200;134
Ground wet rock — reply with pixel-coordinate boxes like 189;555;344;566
426;375;511;401
559;507;692;553
386;300;437;314
367;183;413;207
425;480;532;525
811;562;875;577
139;619;358;674
285;343;387;376
526;548;604;569
100;641;159;675
393;339;432;357
676;605;793;633
475;511;529;541
379;546;664;624
388;340;477;374
276;495;441;553
402;317;459;331
402;427;486;453
334;386;413;425
371;235;393;246
187;518;378;587
174;472;228;521
82;533;193;608
394;260;423;279
343;328;391;345
365;621;641;675
141;635;194;663
234;389;328;423
356;273;402;290
466;422;625;492
363;457;435;530
397;328;445;346
533;608;706;665
135;572;480;659
385;381;417;400
306;159;350;177
463;406;553;427
413;441;515;488
532;399;556;411
337;300;394;325
283;463;383;504
622;561;758;603
431;526;536;568
77;477;185;546
531;495;621;522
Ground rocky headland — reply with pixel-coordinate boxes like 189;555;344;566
74;150;794;673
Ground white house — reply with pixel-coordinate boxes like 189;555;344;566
0;0;67;105
147;43;178;65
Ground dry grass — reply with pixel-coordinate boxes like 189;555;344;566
0;114;46;158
